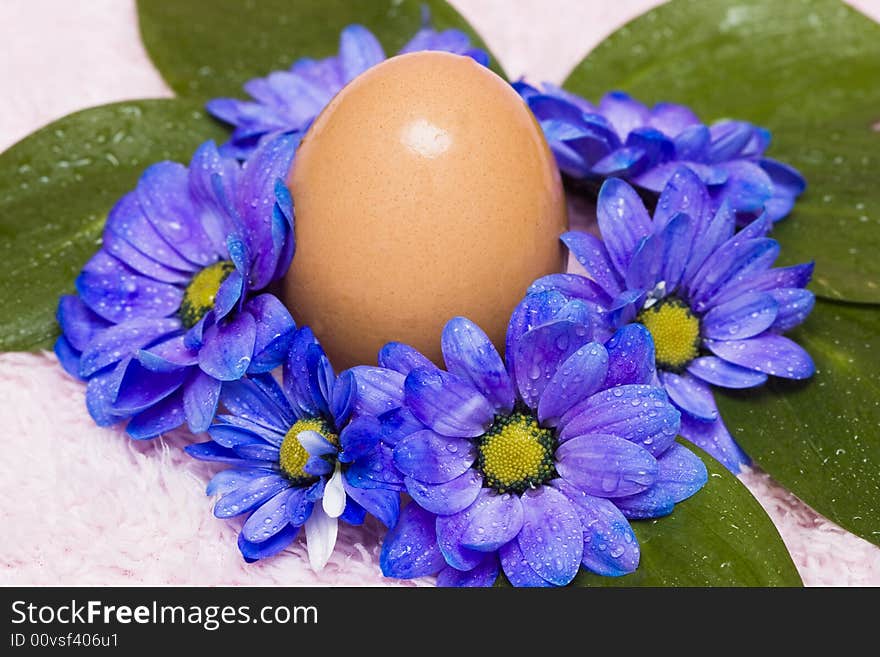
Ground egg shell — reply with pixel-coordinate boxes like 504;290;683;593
284;51;567;369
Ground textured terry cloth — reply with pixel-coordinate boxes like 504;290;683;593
2;0;880;585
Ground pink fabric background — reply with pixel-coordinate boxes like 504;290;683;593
2;0;879;586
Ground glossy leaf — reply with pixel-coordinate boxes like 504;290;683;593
0;100;226;351
496;440;801;587
570;441;801;586
565;0;880;303
137;0;500;100
716;300;880;547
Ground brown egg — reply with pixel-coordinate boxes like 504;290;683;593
283;51;567;369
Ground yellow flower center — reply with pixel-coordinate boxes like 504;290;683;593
179;260;235;328
636;297;701;371
279;417;339;484
477;409;556;494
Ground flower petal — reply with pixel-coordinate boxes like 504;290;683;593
513;320;593;410
560;232;623;299
378;342;436;375
245;294;297;373
405;469;483;516
393;430;476;485
528;273;610;305
612;485;676;519
237;524;299;563
241;489;294;543
658;212;694;291
436;557;499;588
214;474;289;518
499;539;551;587
183;369;222;433
125;388;186;439
404;368;493;438
322;465;347;519
338;415;381;463
603;324;656;387
136;161;218;267
380;503;446;579
706;334;814;379
220;378;288;433
113;361;187;413
442;317;515;414
518;486;583;586
304;506;338;572
346;442;405;491
556;434;658;497
298;430;337;457
207;423;265;449
558;384;678;456
79;317;180;378
653;443;708;503
689;238;779;312
538;341;609;426
599;91;649;140
551;478;639;577
596;178;653;277
459;489;524;552
348;366;407;417
679;413;749;473
137;334;198;372
687;356;767;389
435;505;493;571
342;478;399;528
56;295;111;352
769;288;815;332
649;102;700;137
235;133;298;290
702;291;778;341
339;24;385;83
659;370;718;421
714;160;774;215
206;467;276;496
283;326;322;416
198;312;257;381
54;336;81;378
103;190;195;273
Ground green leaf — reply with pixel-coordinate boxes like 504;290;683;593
568;440;802;587
136;0;501;100
0;100;226;351
716;300;880;546
565;0;880;304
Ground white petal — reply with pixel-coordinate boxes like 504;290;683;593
322;464;346;519
298;429;336;456
305;506;338;572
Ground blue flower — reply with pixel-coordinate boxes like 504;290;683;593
532;168;815;471
54;134;299;439
379;298;707;587
515;83;805;224
185;327;402;568
207;22;489;158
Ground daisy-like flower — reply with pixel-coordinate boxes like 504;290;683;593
379;295;707;587
185;327;402;568
54;134;299;439
515;83;805;224
533;168;815;471
207;20;489;158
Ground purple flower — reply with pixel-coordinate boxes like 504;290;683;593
208;22;489;158
533;168;815;471
186;327;402;568
379;298;707;587
515;83;805;224
54;134;299;439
